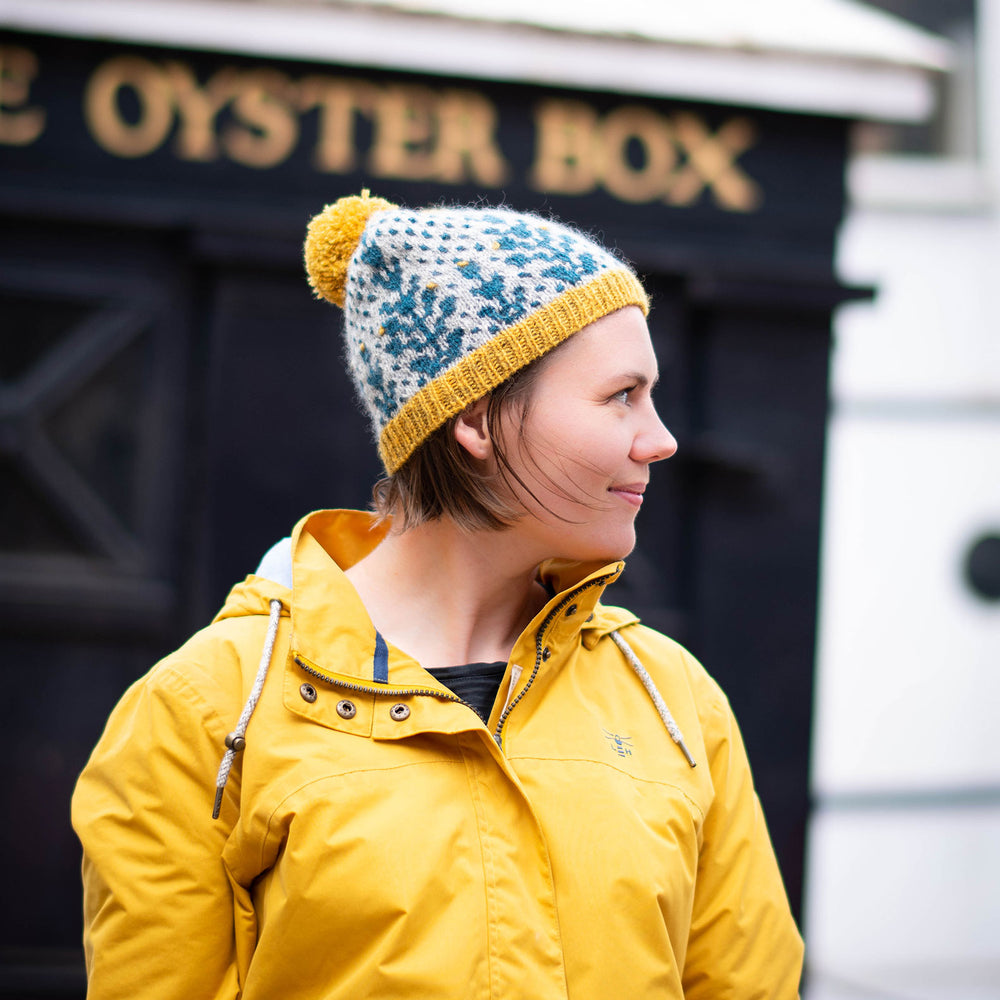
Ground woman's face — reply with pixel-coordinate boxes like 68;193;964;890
496;305;677;565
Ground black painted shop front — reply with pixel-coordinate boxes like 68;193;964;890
0;31;859;995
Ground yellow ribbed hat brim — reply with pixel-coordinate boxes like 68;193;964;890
378;268;649;473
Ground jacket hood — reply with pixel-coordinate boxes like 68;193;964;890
212;510;386;626
213;574;290;623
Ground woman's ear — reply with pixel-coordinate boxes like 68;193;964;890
452;397;493;461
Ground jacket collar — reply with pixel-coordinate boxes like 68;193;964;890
287;509;634;688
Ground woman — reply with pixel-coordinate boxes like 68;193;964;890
72;192;804;998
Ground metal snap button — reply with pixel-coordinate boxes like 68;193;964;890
565;604;578;617
336;699;357;719
389;703;410;721
541;647;551;661
299;683;318;703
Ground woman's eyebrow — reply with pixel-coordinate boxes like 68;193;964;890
616;371;660;389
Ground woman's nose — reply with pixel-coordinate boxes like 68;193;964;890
634;409;678;464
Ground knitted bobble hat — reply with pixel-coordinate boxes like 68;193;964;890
304;190;650;474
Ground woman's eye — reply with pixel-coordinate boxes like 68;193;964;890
611;387;634;404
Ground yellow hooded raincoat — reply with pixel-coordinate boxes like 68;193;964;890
72;509;803;999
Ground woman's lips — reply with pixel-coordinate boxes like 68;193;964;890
609;485;645;508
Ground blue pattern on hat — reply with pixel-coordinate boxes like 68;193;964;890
343;207;631;440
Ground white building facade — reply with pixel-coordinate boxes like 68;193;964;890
808;1;1000;996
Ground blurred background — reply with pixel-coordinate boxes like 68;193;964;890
0;2;996;998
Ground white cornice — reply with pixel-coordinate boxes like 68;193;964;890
0;0;950;121
338;0;950;68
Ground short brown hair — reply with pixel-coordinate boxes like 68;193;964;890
371;350;554;532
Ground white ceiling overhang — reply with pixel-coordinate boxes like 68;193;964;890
0;0;951;121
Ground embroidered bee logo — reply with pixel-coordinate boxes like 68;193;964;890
603;730;634;758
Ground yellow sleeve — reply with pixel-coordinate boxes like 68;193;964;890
682;692;805;1000
71;662;246;1000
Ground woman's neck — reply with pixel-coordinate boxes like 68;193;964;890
344;517;549;669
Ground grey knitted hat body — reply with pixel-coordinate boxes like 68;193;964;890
304;192;649;472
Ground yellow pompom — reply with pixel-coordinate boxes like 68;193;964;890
303;190;397;307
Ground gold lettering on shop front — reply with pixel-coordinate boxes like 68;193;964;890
222;68;299;168
530;99;599;195
431;89;508;186
530;98;761;212
298;76;371;173
667;113;761;210
15;49;762;212
78;55;511;185
84;56;174;157
0;46;46;145
367;85;509;185
368;84;441;180
165;61;239;161
599;105;678;203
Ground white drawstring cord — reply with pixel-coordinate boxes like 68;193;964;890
212;598;284;818
610;629;697;768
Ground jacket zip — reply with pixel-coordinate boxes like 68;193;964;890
492;574;614;749
294;656;483;718
294;571;614;746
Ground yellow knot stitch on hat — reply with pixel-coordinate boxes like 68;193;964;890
304;190;397;308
